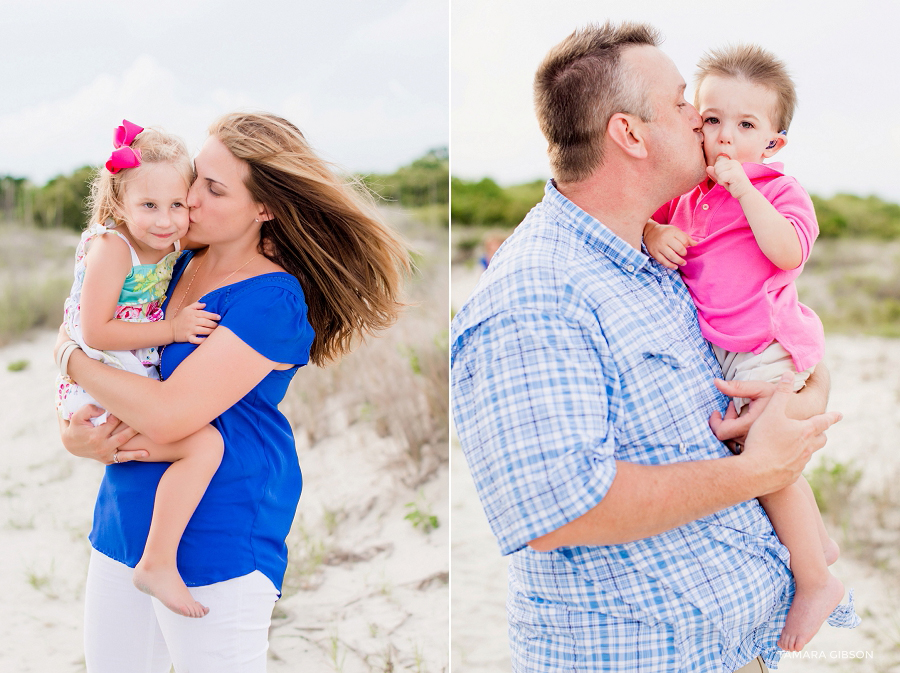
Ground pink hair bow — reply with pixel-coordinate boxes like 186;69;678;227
105;119;144;173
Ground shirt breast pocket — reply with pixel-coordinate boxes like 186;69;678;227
617;338;694;445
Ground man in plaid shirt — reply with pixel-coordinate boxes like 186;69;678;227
450;22;847;673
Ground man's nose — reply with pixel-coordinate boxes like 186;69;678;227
688;104;702;131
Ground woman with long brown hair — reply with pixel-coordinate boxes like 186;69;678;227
57;112;409;672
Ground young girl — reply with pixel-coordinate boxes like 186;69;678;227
643;46;859;651
56;120;224;619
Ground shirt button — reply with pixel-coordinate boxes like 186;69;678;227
625;264;634;272
679;443;686;454
701;203;710;210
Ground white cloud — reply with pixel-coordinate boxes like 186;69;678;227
0;56;222;182
0;1;448;184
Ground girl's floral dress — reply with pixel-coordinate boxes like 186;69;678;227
56;221;180;423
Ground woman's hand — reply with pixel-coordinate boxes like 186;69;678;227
59;405;146;465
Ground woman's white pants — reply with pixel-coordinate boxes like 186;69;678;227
84;549;279;673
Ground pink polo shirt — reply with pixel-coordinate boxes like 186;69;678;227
652;162;823;372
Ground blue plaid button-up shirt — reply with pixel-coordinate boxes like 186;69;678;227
451;182;795;672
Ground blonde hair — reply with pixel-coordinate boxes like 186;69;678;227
88;127;192;227
534;21;661;183
694;44;797;132
209;111;410;366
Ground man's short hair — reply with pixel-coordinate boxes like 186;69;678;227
534;21;661;183
694;44;797;132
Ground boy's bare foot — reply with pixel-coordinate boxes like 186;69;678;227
777;575;844;651
823;538;840;566
133;559;209;618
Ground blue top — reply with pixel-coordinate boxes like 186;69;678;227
89;250;315;592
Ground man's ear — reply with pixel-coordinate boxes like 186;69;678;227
763;133;787;159
606;112;648;159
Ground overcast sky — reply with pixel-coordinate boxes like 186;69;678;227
0;0;448;184
452;0;900;202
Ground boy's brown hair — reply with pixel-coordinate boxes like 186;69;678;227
694;44;797;132
534;21;661;183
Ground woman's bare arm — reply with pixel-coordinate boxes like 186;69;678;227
64;325;283;444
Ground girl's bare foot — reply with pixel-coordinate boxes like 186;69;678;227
133;559;209;618
777;575;844;651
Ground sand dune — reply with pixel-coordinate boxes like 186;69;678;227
0;329;448;672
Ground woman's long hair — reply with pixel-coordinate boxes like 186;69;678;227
210;112;410;366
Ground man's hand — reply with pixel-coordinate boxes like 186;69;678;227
709;364;831;447
738;373;841;496
709;379;777;448
644;222;696;270
706;154;753;200
59;405;145;465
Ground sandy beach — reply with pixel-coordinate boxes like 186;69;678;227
0;326;448;671
451;263;900;673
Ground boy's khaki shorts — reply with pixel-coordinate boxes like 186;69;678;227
712;341;815;415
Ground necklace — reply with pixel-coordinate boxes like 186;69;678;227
216;253;260;292
168;254;207;320
159;252;259;379
168;252;259;319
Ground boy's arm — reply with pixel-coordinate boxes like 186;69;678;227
738;188;802;270
708;156;802;270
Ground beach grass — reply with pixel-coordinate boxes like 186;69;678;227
283;206;449;485
0;221;77;346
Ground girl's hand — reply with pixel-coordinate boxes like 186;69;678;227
707;154;752;199
644;222;696;270
167;302;220;344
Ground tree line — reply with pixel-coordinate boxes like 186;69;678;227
0;147;449;231
452;176;900;238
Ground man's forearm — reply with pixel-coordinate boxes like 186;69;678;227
531;372;839;551
529;456;761;549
